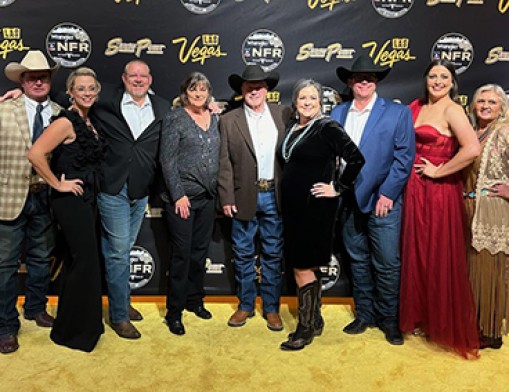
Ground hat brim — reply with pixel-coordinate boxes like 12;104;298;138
4;63;60;83
228;72;279;95
336;67;390;84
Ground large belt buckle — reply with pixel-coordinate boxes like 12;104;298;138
257;179;271;192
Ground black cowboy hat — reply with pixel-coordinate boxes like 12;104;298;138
228;64;279;95
336;55;390;84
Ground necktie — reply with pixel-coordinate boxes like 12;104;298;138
32;103;44;143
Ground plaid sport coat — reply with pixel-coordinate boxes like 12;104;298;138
0;95;61;220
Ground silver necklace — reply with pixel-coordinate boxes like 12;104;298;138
282;117;319;162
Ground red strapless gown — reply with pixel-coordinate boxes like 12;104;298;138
399;100;479;358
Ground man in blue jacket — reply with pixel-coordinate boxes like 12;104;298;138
330;55;415;345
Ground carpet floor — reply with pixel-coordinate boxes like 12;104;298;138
2;300;507;392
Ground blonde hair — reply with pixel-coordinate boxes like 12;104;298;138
469;84;509;131
66;67;101;95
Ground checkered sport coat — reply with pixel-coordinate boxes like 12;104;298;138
0;95;61;220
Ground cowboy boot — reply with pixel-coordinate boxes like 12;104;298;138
280;280;318;351
288;279;324;339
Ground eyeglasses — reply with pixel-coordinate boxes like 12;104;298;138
22;74;51;84
73;86;98;94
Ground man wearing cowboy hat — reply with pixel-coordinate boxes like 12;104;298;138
0;50;61;354
330;55;415;345
218;64;292;330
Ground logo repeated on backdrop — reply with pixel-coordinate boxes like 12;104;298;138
180;0;220;14
426;0;483;7
0;0;15;6
129;246;155;290
105;37;166;57
46;23;91;68
114;0;141;5
362;37;416;68
431;33;474;74
242;29;284;72
172;34;226;65
485;46;509;65
372;0;414;18
205;258;225;275
318;254;341;292
307;0;354;11
266;91;281;104
322;86;342;115
500;0;509;13
0;27;29;60
296;42;355;62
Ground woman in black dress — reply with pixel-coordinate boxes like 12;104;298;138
279;79;364;351
28;67;104;352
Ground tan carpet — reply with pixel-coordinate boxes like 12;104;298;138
1;301;507;392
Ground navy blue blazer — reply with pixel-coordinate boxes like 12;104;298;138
330;97;415;213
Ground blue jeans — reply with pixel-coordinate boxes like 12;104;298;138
231;190;283;314
97;183;147;323
339;195;402;329
0;191;54;336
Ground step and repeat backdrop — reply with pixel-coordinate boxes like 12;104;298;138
3;0;509;296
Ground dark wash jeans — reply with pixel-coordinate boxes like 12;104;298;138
339;194;402;329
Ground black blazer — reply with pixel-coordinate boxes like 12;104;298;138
89;84;170;199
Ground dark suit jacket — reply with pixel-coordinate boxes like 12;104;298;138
331;97;415;213
89;84;170;199
218;102;292;221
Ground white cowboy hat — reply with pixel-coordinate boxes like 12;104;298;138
4;50;59;83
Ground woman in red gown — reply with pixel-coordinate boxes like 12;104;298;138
399;60;481;358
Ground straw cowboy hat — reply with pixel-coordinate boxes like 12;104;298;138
336;55;390;84
4;50;60;83
228;64;279;95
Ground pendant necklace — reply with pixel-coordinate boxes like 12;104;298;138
282;116;319;162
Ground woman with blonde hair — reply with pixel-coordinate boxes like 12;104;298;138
28;67;104;352
465;83;509;349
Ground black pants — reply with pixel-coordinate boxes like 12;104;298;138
50;192;104;352
164;195;215;321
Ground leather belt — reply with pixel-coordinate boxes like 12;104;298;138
255;179;275;192
29;183;49;193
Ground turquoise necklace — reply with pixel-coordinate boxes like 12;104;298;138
282;116;321;163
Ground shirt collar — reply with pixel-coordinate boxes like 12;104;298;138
350;92;378;113
243;101;268;119
122;92;152;108
24;95;50;110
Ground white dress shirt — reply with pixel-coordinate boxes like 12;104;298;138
344;93;378;146
244;102;278;180
24;96;51;139
121;92;155;140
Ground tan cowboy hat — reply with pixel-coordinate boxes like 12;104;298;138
4;50;60;83
336;55;390;84
228;64;279;95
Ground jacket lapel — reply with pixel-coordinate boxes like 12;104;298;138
235;107;256;157
14;96;31;148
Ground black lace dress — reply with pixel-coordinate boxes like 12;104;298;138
49;109;105;352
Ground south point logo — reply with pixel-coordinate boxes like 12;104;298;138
181;0;220;14
242;29;284;72
0;27;30;59
129;246;155;290
426;0;483;7
485;47;509;65
431;33;474;75
46;23;91;68
296;42;355;62
372;0;414;18
362;37;416;68
105;37;166;57
172;34;226;65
